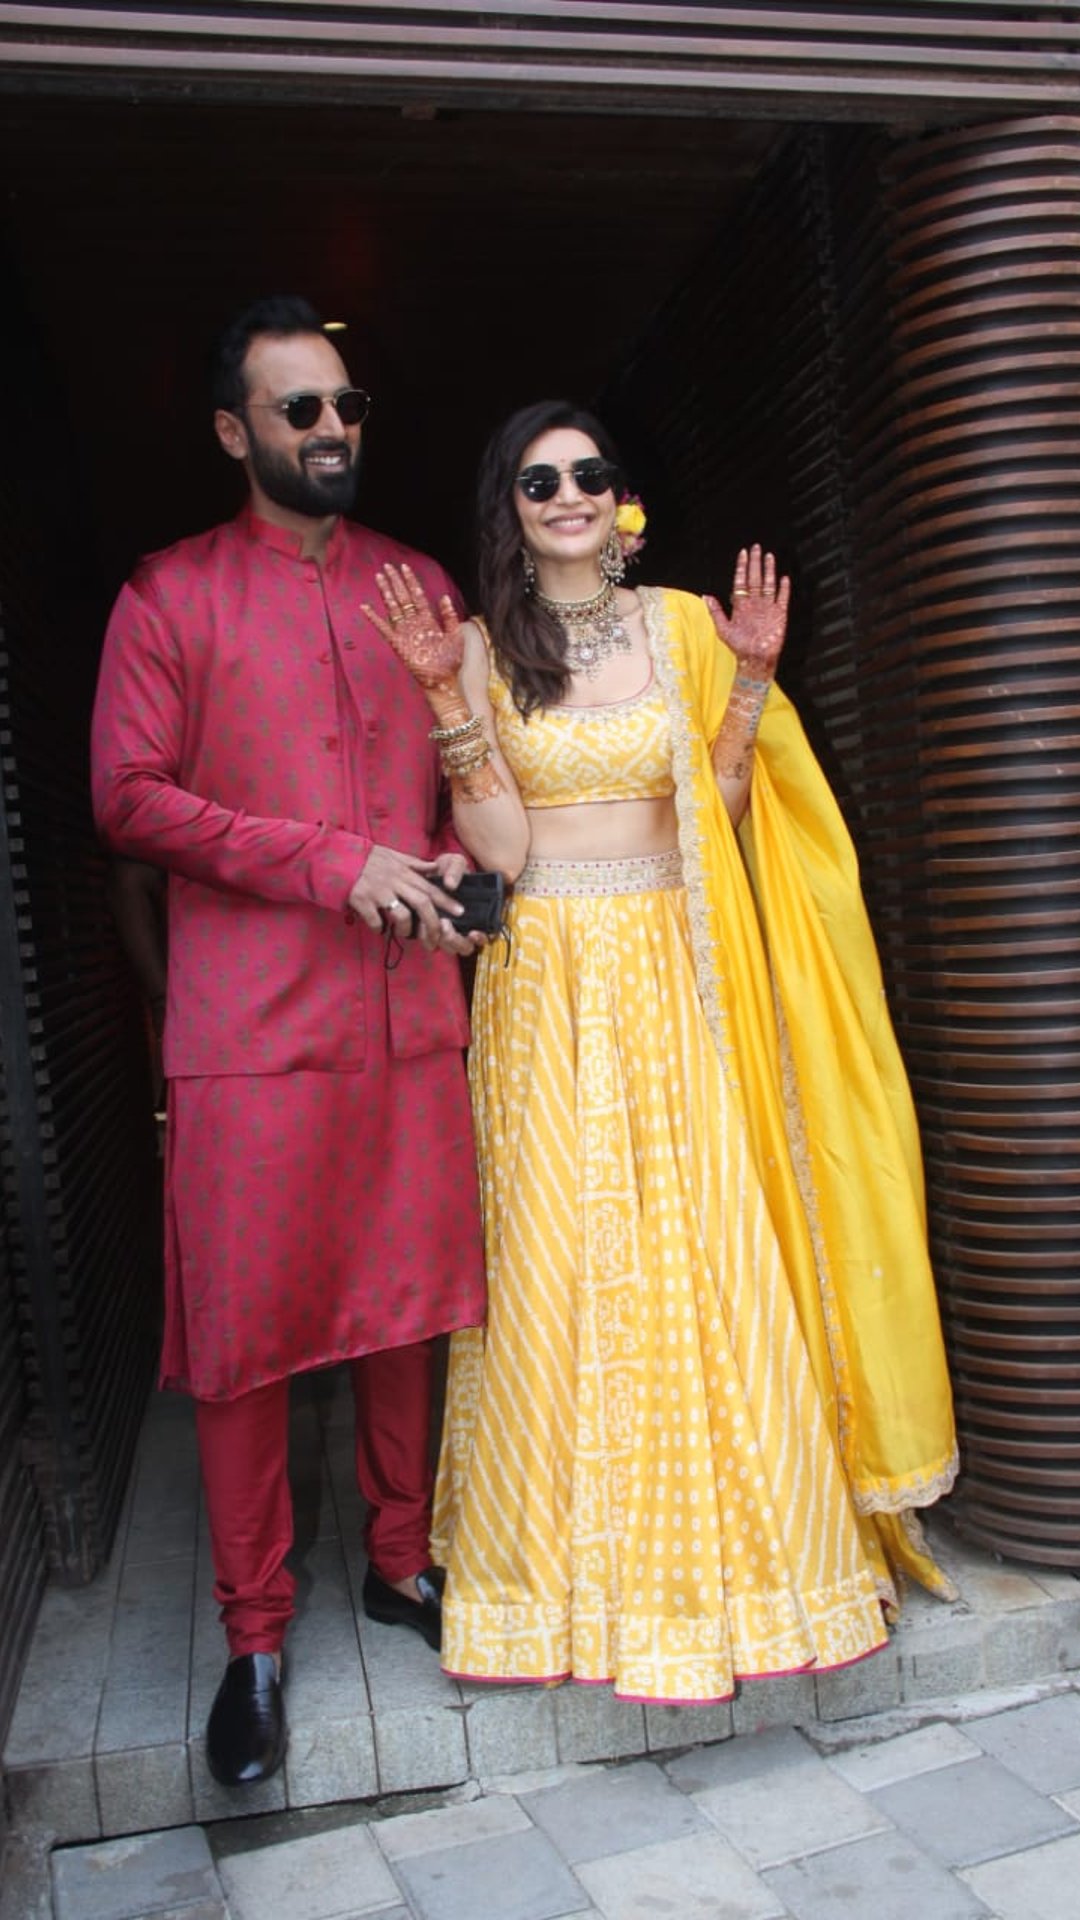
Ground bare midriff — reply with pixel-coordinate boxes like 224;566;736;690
524;794;679;862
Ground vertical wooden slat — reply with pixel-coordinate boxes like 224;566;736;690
0;273;161;1595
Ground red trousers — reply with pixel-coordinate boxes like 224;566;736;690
194;1342;435;1656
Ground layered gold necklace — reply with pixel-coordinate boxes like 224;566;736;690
534;581;631;679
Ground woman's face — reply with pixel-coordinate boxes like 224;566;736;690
513;427;616;572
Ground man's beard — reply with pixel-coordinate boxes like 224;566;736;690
247;430;360;517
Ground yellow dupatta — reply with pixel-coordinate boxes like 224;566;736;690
642;586;959;1600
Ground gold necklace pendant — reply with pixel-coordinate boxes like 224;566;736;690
535;582;631;679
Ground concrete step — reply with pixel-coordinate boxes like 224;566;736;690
4;1376;1078;1845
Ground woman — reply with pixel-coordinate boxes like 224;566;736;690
365;399;958;1704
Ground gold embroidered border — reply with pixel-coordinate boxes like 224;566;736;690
640;589;959;1531
854;1451;961;1517
515;849;684;898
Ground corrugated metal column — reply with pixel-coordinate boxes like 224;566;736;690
605;112;1080;1566
807;116;1080;1564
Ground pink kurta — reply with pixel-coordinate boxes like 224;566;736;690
91;507;486;1398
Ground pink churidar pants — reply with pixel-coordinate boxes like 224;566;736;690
194;1341;435;1656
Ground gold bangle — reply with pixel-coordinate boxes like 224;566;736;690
430;714;482;744
441;742;492;777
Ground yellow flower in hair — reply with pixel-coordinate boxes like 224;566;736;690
615;494;647;558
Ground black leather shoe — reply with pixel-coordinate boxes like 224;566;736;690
362;1564;444;1651
206;1652;286;1786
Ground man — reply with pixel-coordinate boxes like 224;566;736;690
91;295;486;1787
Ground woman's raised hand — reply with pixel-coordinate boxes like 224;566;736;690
363;561;464;691
704;544;790;681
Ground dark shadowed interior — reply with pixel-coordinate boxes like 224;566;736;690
0;94;783;600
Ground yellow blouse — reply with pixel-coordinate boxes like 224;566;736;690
488;662;675;809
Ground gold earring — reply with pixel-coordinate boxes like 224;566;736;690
521;547;537;590
600;529;626;584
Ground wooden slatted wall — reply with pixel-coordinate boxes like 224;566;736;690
0;1031;45;1749
0;286;161;1610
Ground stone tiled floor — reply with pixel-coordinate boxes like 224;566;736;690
4;1370;1079;1850
43;1688;1080;1920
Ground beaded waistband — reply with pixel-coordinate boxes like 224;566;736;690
514;849;684;899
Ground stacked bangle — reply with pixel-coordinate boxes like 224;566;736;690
430;714;483;745
430;711;492;778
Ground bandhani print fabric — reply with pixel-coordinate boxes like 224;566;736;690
431;589;957;1703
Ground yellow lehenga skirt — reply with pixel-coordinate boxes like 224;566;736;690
431;851;890;1703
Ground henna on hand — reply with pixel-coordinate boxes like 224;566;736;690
706;542;790;682
362;560;464;693
707;544;790;786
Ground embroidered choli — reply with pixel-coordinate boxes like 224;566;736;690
487;663;675;809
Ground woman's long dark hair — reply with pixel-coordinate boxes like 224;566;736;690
475;399;625;716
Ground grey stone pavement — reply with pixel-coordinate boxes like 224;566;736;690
25;1682;1080;1919
3;1371;1079;1917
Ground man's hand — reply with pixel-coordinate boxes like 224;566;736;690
420;852;487;956
347;846;482;954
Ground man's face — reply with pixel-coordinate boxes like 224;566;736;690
226;332;363;519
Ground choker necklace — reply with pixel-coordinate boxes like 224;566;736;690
533;581;630;679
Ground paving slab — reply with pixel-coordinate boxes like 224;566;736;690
389;1826;589;1920
96;1557;195;1756
962;1691;1080;1794
463;1682;560;1777
551;1686;647;1765
6;1754;101;1845
0;1824;53;1920
644;1696;733;1752
573;1829;784;1920
764;1829;989;1920
122;1397;200;1569
95;1741;194;1836
824;1720;983;1792
50;1827;221;1920
897;1615;987;1704
960;1829;1080;1920
375;1792;532;1861
372;1701;470;1797
217;1823;402;1920
869;1752;1077;1868
733;1672;817;1734
691;1751;890;1869
518;1758;708;1864
664;1724;814;1794
814;1643;901;1722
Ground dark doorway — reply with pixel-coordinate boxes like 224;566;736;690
0;95;785;596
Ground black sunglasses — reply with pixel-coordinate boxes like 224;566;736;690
516;457;620;503
246;386;371;431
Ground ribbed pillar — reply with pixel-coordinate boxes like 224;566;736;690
859;117;1080;1562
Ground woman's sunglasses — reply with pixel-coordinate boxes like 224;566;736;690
516;457;620;503
247;387;371;431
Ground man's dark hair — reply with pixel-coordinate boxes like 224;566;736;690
210;295;326;413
